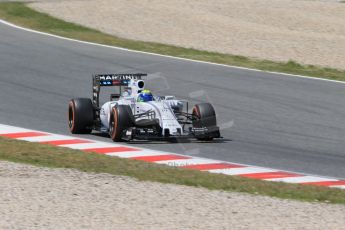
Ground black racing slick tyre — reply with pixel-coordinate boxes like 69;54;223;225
109;105;135;142
68;98;94;134
192;103;217;141
192;103;217;127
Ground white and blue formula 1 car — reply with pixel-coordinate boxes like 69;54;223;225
68;74;221;142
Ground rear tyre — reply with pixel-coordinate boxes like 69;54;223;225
192;103;217;141
109;105;135;142
68;98;94;134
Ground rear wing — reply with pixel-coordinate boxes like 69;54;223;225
92;73;147;107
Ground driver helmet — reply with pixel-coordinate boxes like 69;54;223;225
137;89;153;102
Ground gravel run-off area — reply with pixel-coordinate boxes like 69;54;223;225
1;161;345;229
28;0;345;70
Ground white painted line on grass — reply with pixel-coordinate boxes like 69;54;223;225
330;185;345;189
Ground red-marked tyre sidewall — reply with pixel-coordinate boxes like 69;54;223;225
192;103;216;128
109;105;135;142
110;107;121;141
67;98;93;134
68;101;76;133
192;103;217;141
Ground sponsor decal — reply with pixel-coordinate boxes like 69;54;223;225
97;74;146;81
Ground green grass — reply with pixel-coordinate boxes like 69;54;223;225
0;2;345;81
1;137;345;205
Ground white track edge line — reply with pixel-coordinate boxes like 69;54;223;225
0;19;344;85
208;167;278;176
266;176;338;183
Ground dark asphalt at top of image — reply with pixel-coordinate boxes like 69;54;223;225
1;23;345;178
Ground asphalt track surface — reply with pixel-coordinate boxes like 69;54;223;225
1;22;345;179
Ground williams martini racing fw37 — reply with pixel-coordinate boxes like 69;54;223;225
68;74;221;142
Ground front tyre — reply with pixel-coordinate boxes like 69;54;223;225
68;98;94;134
109;105;135;142
192;103;218;141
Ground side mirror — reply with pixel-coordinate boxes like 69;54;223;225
137;80;145;89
